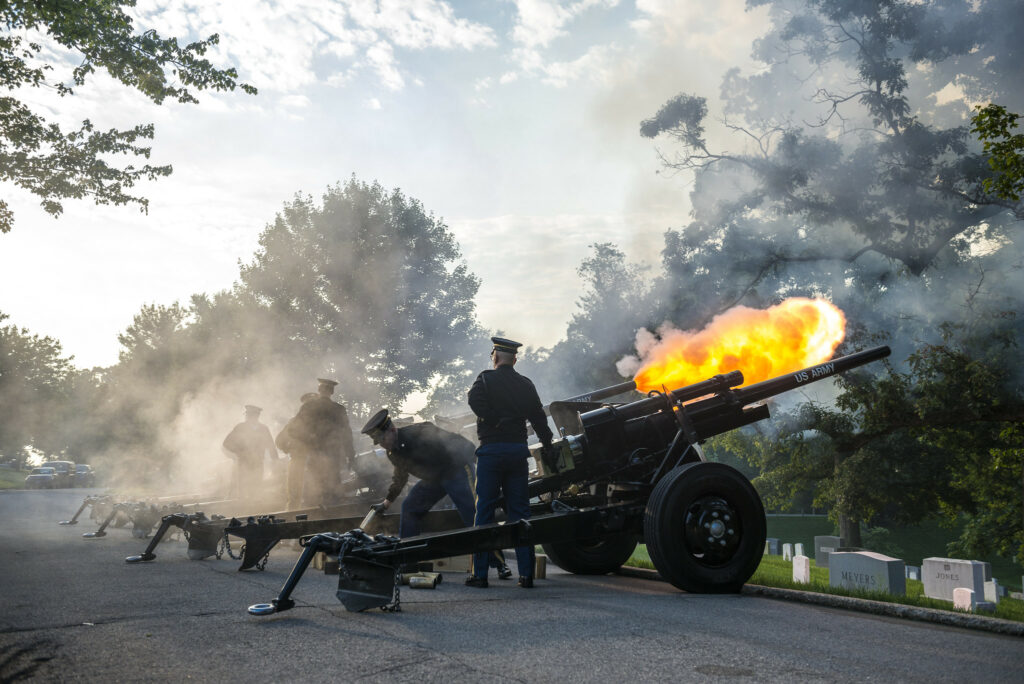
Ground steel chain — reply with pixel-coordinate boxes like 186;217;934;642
222;528;241;560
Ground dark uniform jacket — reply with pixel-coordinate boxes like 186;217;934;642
287;395;355;464
223;421;277;466
385;422;476;502
468;365;554;447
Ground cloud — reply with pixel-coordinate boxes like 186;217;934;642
129;0;496;95
540;43;620;88
511;0;620;49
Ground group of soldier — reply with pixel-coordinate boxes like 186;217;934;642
222;336;555;588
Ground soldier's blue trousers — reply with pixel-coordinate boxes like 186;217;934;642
399;464;508;570
472;442;534;579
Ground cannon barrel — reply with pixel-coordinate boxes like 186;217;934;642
559;380;637;403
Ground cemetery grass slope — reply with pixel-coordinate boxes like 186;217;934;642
624;549;1024;623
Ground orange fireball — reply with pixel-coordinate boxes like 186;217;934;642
630;298;846;392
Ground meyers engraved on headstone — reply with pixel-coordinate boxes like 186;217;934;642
922;557;986;602
829;551;906;595
782;543;793;561
814;535;844;568
793;555;811;584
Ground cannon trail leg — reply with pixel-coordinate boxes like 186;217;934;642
248;534;342;615
83;506;121;538
125;514;189;563
59;496;94;525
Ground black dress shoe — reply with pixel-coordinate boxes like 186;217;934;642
518;576;534;588
465;576;489;588
497;564;513;580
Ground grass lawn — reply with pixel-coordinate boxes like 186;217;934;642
624;547;1024;622
0;467;28;490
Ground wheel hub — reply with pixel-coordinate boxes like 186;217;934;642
683;496;742;566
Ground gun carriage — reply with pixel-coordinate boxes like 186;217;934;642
249;345;890;614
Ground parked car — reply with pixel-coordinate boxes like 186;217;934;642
73;464;96;487
25;467;57;489
40;461;75;488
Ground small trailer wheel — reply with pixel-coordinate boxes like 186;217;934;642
542;533;638;575
644;462;765;593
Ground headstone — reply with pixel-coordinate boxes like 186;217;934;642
953;587;975;612
976;561;992;581
922;557;986;602
794;543;805;557
793;555;811;584
984;579;1001;604
782;543;793;561
829;551;906;595
814;535;843;568
905;565;920;581
766;538;780;555
764;541;771;555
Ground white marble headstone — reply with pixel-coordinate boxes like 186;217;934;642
782;543;793;561
922;557;986;602
793;555;811;584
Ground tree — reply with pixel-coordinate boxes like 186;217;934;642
239;177;484;417
532;243;651;400
639;0;1024;547
0;0;256;233
972;104;1024;202
0;312;74;467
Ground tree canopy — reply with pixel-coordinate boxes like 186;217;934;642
0;0;256;233
634;0;1023;554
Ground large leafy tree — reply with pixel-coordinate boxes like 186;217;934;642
239;177;484;417
0;312;74;467
1;0;256;233
638;0;1023;550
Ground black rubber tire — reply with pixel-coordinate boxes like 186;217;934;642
644;462;766;593
542;533;638;575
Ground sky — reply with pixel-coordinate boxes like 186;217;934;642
0;0;771;369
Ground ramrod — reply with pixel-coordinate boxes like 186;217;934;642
250;345;891;614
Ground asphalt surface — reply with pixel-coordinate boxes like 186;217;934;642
1;489;1022;683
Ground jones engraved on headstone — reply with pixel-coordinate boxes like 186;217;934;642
814;535;844;568
922;557;986;602
829;551;906;595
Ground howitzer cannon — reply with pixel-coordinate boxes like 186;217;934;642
250;345;890;614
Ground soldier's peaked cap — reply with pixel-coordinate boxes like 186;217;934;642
317;378;338;388
360;409;393;442
244;404;262;413
491;337;522;354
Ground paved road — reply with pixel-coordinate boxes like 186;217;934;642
1;489;1021;682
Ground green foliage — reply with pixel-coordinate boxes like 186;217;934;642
532;243;651;399
972;104;1024;201
0;0;256;233
239;177;484;416
0;312;75;467
634;0;1024;555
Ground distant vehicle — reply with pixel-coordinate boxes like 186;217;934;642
40;461;75;488
25;467;57;489
73;464;96;487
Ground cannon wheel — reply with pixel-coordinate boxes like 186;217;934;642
542;533;638;575
644;462;765;593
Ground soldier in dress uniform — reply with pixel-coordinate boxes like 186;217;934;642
361;409;511;578
465;336;555;588
222;405;280;501
284;378;355;506
275;392;318;509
